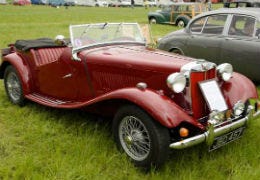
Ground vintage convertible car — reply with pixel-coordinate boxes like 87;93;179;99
0;23;260;169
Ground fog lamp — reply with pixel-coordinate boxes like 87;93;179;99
179;127;189;137
233;101;245;117
166;73;186;93
217;63;233;81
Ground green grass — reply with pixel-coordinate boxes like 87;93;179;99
0;4;260;180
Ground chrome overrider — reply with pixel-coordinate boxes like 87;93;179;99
170;105;260;149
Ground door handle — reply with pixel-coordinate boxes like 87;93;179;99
62;73;72;79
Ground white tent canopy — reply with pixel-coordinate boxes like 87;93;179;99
0;0;7;4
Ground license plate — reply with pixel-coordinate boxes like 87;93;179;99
209;126;245;151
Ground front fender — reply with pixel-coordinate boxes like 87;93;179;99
1;53;31;95
222;72;258;107
148;12;167;23
85;88;203;129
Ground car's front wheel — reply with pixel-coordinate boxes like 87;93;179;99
4;65;25;106
113;105;170;169
149;18;157;24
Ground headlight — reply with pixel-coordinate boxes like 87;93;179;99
209;110;225;125
233;101;245;117
166;73;186;93
217;63;233;81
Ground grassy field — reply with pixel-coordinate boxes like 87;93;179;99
0;4;260;180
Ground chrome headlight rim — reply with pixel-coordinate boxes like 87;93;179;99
166;72;186;93
217;63;233;82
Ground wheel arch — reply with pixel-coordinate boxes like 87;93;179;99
175;15;191;27
1;53;32;95
94;88;203;129
169;47;185;55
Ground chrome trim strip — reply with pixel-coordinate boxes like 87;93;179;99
169;106;259;149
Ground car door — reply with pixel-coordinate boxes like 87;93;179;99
33;48;79;100
220;15;260;82
160;5;172;23
185;14;228;63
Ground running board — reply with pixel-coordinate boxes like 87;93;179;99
26;93;73;108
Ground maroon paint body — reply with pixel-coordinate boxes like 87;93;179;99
0;43;258;130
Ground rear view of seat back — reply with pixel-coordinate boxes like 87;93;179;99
30;47;66;67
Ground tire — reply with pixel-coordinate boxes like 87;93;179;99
177;20;185;28
149;18;157;24
171;48;183;55
113;105;170;169
4;65;25;106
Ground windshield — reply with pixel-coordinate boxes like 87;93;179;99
69;23;145;49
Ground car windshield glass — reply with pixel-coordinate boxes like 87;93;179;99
69;23;145;49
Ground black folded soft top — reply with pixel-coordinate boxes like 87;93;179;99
14;38;66;51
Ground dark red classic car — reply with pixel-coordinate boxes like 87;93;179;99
0;23;260;169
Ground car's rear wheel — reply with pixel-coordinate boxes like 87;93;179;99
171;48;183;55
149;18;157;24
4;65;25;106
113;105;170;169
177;20;185;27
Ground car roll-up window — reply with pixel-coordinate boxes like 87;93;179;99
228;15;256;37
202;14;227;35
190;16;207;33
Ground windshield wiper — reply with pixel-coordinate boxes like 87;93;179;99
80;24;91;38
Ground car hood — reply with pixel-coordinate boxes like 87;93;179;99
80;44;194;72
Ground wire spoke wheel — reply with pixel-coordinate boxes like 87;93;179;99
6;71;22;102
113;105;170;168
4;66;24;105
119;116;151;161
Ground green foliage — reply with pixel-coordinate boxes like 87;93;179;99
0;4;260;179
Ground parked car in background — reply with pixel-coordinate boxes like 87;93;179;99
158;8;260;83
148;2;207;27
1;22;260;169
31;0;47;4
147;0;157;7
108;0;131;7
48;0;64;6
224;0;260;8
13;0;31;5
64;0;76;6
78;0;108;6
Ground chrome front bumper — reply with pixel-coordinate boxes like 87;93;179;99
170;106;260;149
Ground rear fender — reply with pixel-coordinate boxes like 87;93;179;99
175;15;191;25
101;88;203;129
1;53;31;95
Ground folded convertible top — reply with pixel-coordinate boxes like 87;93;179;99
14;38;66;51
